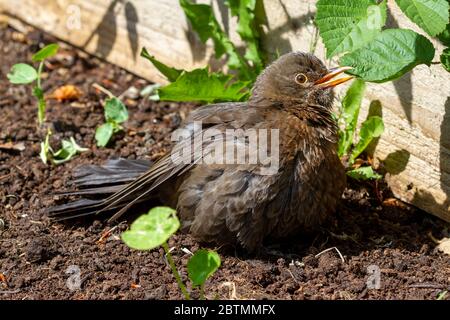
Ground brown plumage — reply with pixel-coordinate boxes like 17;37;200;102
49;52;351;252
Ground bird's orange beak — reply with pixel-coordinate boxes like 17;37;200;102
315;66;354;89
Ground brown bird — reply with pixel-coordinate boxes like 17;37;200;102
49;52;351;252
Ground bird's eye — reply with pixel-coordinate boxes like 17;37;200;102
295;73;308;84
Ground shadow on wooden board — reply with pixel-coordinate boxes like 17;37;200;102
386;8;413;124
82;0;139;61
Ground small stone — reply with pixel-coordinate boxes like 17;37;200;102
123;86;140;100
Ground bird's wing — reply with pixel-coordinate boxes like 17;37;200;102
100;103;261;218
49;102;265;221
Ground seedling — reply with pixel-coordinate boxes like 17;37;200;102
121;207;221;300
7;43;59;125
40;129;88;165
93;84;129;147
187;249;221;300
7;43;87;164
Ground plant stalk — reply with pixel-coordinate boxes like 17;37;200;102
200;283;205;300
36;61;43;88
36;61;45;125
162;242;190;300
92;82;115;98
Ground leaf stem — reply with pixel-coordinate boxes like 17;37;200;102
92;82;115;98
36;61;45;125
199;283;205;300
36;61;43;88
162;242;190;300
37;95;46;126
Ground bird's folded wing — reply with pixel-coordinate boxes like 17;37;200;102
48;102;267;221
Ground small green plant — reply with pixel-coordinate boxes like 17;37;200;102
121;207;221;300
187;249;221;300
7;43;59;125
337;79;384;180
8;43;88;164
94;88;129;147
40;130;89;165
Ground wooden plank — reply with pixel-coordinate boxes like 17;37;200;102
1;0;449;221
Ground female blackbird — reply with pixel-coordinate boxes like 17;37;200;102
49;52;352;251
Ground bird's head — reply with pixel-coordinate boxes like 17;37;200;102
250;52;353;109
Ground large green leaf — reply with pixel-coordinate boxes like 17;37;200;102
347;166;382;180
141;47;182;82
179;0;225;55
179;0;255;81
338;79;366;157
226;0;264;72
7;63;38;84
341;29;435;82
438;23;450;46
316;0;387;58
121;207;180;251
350;116;384;162
158;68;250;103
395;0;449;36
187;249;221;287
32;43;59;62
104;97;128;124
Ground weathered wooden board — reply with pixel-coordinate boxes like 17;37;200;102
1;0;449;221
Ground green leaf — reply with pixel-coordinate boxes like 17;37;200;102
338;79;366;157
187;249;221;287
141;48;182;82
179;0;255;81
438;23;450;46
159;68;250;103
226;0;264;72
52;137;88;164
95;122;114;147
179;0;226;55
341;29;435;82
32;43;59;62
437;290;448;300
7;63;38;84
441;47;450;72
350;116;384;162
395;0;449;36
39;130;52;164
316;0;387;58
347;166;382;180
104;97;128;123
121;207;180;250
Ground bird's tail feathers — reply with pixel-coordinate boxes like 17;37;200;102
47;158;152;221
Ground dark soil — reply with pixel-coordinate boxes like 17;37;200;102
1;24;449;300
